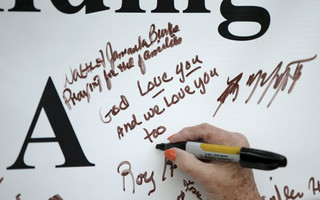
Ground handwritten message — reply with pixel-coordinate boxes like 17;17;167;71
99;53;317;143
63;22;182;110
214;55;317;117
60;22;318;198
1;176;64;200
262;177;320;200
117;158;177;196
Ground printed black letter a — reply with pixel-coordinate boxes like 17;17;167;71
7;77;95;169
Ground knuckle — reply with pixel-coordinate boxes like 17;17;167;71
180;127;188;134
233;132;250;147
199;123;210;130
180;161;195;175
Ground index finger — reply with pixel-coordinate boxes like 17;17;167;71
168;123;249;147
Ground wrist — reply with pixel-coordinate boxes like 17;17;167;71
231;168;261;200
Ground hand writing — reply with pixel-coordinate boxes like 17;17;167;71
165;123;260;200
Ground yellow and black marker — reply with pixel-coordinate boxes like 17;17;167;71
156;141;287;170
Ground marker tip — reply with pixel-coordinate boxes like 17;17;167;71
155;143;165;150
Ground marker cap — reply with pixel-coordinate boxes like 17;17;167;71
240;147;287;170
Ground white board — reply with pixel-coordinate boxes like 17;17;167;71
1;0;320;199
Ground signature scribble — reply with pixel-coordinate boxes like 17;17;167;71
213;55;317;117
245;55;317;107
213;73;243;117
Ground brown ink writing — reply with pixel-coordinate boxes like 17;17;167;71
63;74;103;110
64;50;106;87
308;177;320;196
103;68;119;90
149;23;180;44
117;161;135;194
164;68;218;108
163;85;196;107
116;57;135;72
48;194;64;200
138;53;146;74
117;114;143;140
143;34;182;61
177;191;185;200
63;22;182;110
106;23;180;69
106;40;146;71
0;179;23;200
283;185;304;200
213;72;243;117
194;68;219;94
136;171;156;196
100;95;129;124
117;161;156;196
144;125;166;143
162;158;177;181
176;55;203;83
137;72;173;97
176;180;203;200
183;179;202;200
143;23;182;61
143;104;165;121
246;55;317;107
105;22;182;73
265;177;304;200
16;194;21;200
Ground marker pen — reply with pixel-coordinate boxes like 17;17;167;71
155;141;287;170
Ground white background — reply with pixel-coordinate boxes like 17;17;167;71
1;0;320;199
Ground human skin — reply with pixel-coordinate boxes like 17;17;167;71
165;123;261;200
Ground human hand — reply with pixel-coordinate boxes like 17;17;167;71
165;123;261;200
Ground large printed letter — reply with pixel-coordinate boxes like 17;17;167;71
116;0;145;13
183;0;210;13
51;0;109;14
7;77;94;170
151;0;178;13
8;0;40;12
218;0;270;40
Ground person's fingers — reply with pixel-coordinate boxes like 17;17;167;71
168;123;249;147
165;148;213;180
168;123;228;144
167;124;205;142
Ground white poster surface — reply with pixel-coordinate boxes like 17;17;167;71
1;1;320;199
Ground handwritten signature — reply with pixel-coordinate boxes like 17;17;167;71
117;159;176;196
262;176;320;200
213;55;317;117
118;158;205;198
177;179;203;200
62;22;182;110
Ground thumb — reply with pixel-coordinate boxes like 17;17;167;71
165;148;209;179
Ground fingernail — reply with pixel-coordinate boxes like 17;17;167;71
165;149;176;161
167;133;177;140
